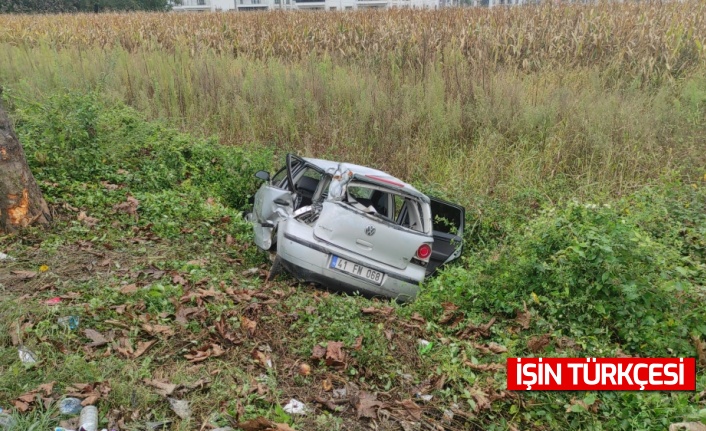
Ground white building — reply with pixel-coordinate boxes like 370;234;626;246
172;0;439;12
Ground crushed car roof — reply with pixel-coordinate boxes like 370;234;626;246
303;157;429;203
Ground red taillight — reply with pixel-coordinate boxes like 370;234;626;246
416;243;432;260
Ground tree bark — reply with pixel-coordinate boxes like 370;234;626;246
0;100;52;233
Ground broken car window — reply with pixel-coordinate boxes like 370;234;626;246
343;183;424;232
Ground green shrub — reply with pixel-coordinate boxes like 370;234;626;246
10;91;272;214
424;189;706;356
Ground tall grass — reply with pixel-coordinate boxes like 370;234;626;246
1;4;705;82
2;43;705;205
1;4;705;206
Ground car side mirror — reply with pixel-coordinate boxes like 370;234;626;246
255;171;270;181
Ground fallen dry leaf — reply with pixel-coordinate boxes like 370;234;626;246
457;317;496;340
142;323;175;337
325;341;346;368
439;302;460;324
64;381;112;407
185;343;225;363
487;342;508;354
468;386;491;412
82;395;99;406
115;337;134;358
311;344;327;361
37;382;55;395
84;329;109;348
17;393;36;403
12;270;37;280
355;391;383;419
241;267;260;277
472;342;507;355
119;283;138;294
251;348;272;368
516;302;531;330
464;361;504;372
527;334;551;353
113;196;139;217
352;336;363;351
134;340;157;358
144;379;178;397
215;316;241;345
77;211;99;227
566;397;589;413
175;307;200;325
241;316;257;337
361;306;394;317
237;417;293;431
393;399;423;421
13;400;30;412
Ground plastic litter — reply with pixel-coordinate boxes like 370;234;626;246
78;405;98;431
415;393;433;402
18;345;37;364
45;297;62;306
0;252;15;261
211;428;234;431
283;398;308;415
145;421;172;430
168;398;191;420
332;388;347;399
1;409;17;429
58;316;80;331
59;397;84;415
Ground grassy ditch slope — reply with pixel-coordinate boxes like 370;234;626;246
1;3;706;431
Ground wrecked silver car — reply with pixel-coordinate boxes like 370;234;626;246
246;154;465;301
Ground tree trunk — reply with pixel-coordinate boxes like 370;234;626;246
0;100;52;233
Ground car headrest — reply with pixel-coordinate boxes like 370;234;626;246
296;176;319;197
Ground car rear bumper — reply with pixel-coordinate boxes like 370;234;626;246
276;220;424;301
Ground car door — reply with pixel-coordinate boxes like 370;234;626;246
251;156;305;250
426;197;465;276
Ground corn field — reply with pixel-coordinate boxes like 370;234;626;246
1;2;705;81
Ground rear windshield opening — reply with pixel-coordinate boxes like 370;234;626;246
430;199;463;235
344;183;428;233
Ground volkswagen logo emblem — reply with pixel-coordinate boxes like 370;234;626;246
365;226;376;236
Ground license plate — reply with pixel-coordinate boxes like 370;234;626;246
330;255;384;285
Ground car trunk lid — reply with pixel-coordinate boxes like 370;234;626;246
313;200;429;270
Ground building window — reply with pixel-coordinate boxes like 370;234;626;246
197;0;205;4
